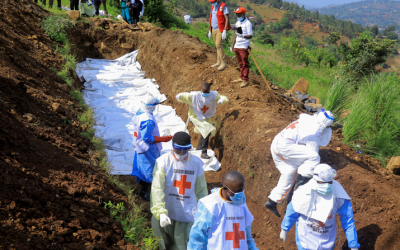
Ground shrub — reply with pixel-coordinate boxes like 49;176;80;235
342;73;400;163
324;72;354;118
40;14;73;43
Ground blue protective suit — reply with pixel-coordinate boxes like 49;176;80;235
281;200;360;250
187;188;258;250
131;109;160;183
121;1;132;24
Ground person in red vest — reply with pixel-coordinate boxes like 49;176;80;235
208;0;231;71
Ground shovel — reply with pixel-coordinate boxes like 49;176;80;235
248;49;274;94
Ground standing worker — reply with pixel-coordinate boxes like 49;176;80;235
151;132;208;250
131;95;173;201
184;13;191;24
265;109;334;217
188;170;258;250
176;82;229;159
208;0;231;71
230;7;253;88
280;164;360;250
126;0;143;24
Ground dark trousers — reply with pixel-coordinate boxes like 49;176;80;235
286;174;312;204
70;0;79;10
234;48;250;82
196;134;210;154
129;7;140;24
94;0;108;15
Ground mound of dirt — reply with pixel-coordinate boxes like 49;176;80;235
72;17;400;249
2;0;400;249
0;1;137;249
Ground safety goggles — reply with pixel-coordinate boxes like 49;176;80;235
172;143;192;151
225;185;245;195
320;108;334;121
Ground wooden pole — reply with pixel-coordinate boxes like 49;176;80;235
248;49;273;93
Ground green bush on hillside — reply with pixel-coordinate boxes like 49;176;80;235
41;14;73;43
342;73;400;163
341;34;395;82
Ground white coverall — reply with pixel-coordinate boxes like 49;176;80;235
150;152;208;250
269;114;332;203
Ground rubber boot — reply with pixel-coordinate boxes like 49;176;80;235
211;61;221;68
218;61;227;71
286;174;312;204
264;199;281;217
140;181;151;201
201;153;211;159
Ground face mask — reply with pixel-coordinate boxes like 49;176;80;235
173;151;187;161
212;2;219;7
237;17;244;22
316;183;332;195
201;90;210;97
226;187;245;202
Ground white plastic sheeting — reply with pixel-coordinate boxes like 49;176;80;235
76;50;221;175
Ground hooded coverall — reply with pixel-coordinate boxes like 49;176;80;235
150;152;208;250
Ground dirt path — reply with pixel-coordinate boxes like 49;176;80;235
1;1;400;249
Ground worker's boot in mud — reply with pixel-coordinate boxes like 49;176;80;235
264;199;281;217
201;150;211;159
140;181;151;201
218;62;227;71
240;81;249;88
211;61;221;68
233;79;243;83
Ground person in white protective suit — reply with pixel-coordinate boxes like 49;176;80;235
176;82;229;159
187;170;258;250
150;132;208;250
265;108;334;217
131;95;173;201
184;13;191;24
280;164;360;250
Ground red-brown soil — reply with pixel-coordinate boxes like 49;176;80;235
1;0;400;249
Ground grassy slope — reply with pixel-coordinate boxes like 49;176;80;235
177;22;333;100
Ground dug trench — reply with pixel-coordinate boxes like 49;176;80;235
1;1;399;249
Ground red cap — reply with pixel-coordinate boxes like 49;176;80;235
233;7;246;14
208;0;217;2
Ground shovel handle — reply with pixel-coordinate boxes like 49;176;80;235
248;49;273;93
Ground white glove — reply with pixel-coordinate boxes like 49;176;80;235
217;99;224;104
236;33;244;38
176;94;183;100
306;140;319;153
208;31;212;39
222;30;227;40
160;213;171;228
280;230;287;243
230;47;233;53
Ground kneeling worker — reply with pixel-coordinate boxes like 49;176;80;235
188;170;258;250
176;82;229;159
151;132;208;250
131;95;173;201
265;109;334;217
280;164;360;250
230;7;253;88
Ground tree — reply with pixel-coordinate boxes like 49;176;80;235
257;32;275;46
328;32;341;56
341;34;395;81
371;25;379;37
386;32;398;40
246;4;252;11
279;17;291;29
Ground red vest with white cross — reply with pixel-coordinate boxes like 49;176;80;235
156;152;205;223
191;91;218;120
210;2;231;33
199;190;254;249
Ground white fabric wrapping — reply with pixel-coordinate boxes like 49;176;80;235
76;50;221;174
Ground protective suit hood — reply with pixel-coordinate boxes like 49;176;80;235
211;187;246;206
141;95;159;113
292;179;350;223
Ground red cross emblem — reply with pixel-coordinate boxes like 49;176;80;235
318;213;333;227
200;105;209;114
174;175;192;195
286;121;299;130
225;223;245;249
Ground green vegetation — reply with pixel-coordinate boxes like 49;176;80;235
342;73;400;162
318;0;400;32
41;13;158;247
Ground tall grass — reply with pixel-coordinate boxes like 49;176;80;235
342;73;400;163
324;73;354;118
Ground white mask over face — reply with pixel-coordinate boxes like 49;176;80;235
173;151;188;161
